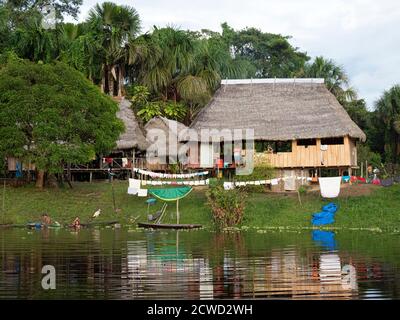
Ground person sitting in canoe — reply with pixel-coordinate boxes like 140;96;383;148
72;217;81;229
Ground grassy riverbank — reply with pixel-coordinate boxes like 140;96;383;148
1;181;399;232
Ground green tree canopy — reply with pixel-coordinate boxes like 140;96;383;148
221;22;310;78
374;85;400;163
0;55;124;186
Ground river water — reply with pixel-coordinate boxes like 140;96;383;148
0;228;399;299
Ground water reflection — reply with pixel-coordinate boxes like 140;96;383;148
0;228;399;299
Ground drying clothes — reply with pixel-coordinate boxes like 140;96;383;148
319;177;341;198
223;182;235;190
122;158;128;167
342;176;351;183
103;157;113;164
138;189;148;197
15;161;23;178
129;179;141;189
271;179;279;186
127;187;138;195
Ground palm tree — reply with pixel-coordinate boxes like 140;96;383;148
58;22;102;82
12;15;56;63
304;56;356;104
87;2;141;96
375;85;400;163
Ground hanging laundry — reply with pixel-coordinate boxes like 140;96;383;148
121;158;128;167
319;177;341;198
15;161;23;178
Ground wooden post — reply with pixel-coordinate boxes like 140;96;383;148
361;162;363;179
2;180;5;223
89;172;93;183
176;199;179;225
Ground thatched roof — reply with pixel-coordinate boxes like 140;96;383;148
144;117;189;156
115;98;148;150
191;79;366;142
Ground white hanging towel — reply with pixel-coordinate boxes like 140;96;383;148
129;179;141;189
319;177;341;198
271;179;279;186
127;187;138;195
223;182;234;190
138;189;148;197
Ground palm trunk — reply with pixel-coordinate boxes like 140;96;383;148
118;65;125;97
101;64;106;94
109;66;115;96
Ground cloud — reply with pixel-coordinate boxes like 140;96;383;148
68;0;400;109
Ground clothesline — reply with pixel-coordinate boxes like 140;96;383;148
223;177;311;190
142;179;209;186
133;168;209;179
127;178;209;197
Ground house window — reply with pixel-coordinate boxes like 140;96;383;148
255;141;273;152
276;141;292;153
321;137;344;145
255;141;292;153
297;139;317;147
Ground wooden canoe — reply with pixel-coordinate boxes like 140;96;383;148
137;222;202;230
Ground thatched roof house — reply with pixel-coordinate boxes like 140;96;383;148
115;98;148;151
189;79;366;174
144;116;189;157
191;79;365;141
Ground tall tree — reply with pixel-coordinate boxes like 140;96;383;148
221;22;309;78
375;85;400;164
0;55;124;188
87;1;141;96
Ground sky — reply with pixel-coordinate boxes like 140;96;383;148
69;0;400;109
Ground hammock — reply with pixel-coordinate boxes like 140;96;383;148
148;186;193;202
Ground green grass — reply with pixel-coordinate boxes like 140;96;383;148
1;181;400;232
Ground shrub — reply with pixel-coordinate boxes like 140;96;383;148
206;180;247;228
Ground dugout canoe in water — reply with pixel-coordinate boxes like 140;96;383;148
137;222;202;230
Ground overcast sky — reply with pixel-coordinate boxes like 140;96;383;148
70;0;400;109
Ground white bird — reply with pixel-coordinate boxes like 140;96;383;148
92;209;101;218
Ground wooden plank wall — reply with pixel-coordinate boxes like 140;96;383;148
256;136;357;168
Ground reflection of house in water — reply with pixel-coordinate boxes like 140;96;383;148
124;233;213;299
243;249;359;299
123;235;365;299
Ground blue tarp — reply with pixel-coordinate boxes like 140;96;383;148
312;203;338;226
312;230;337;251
